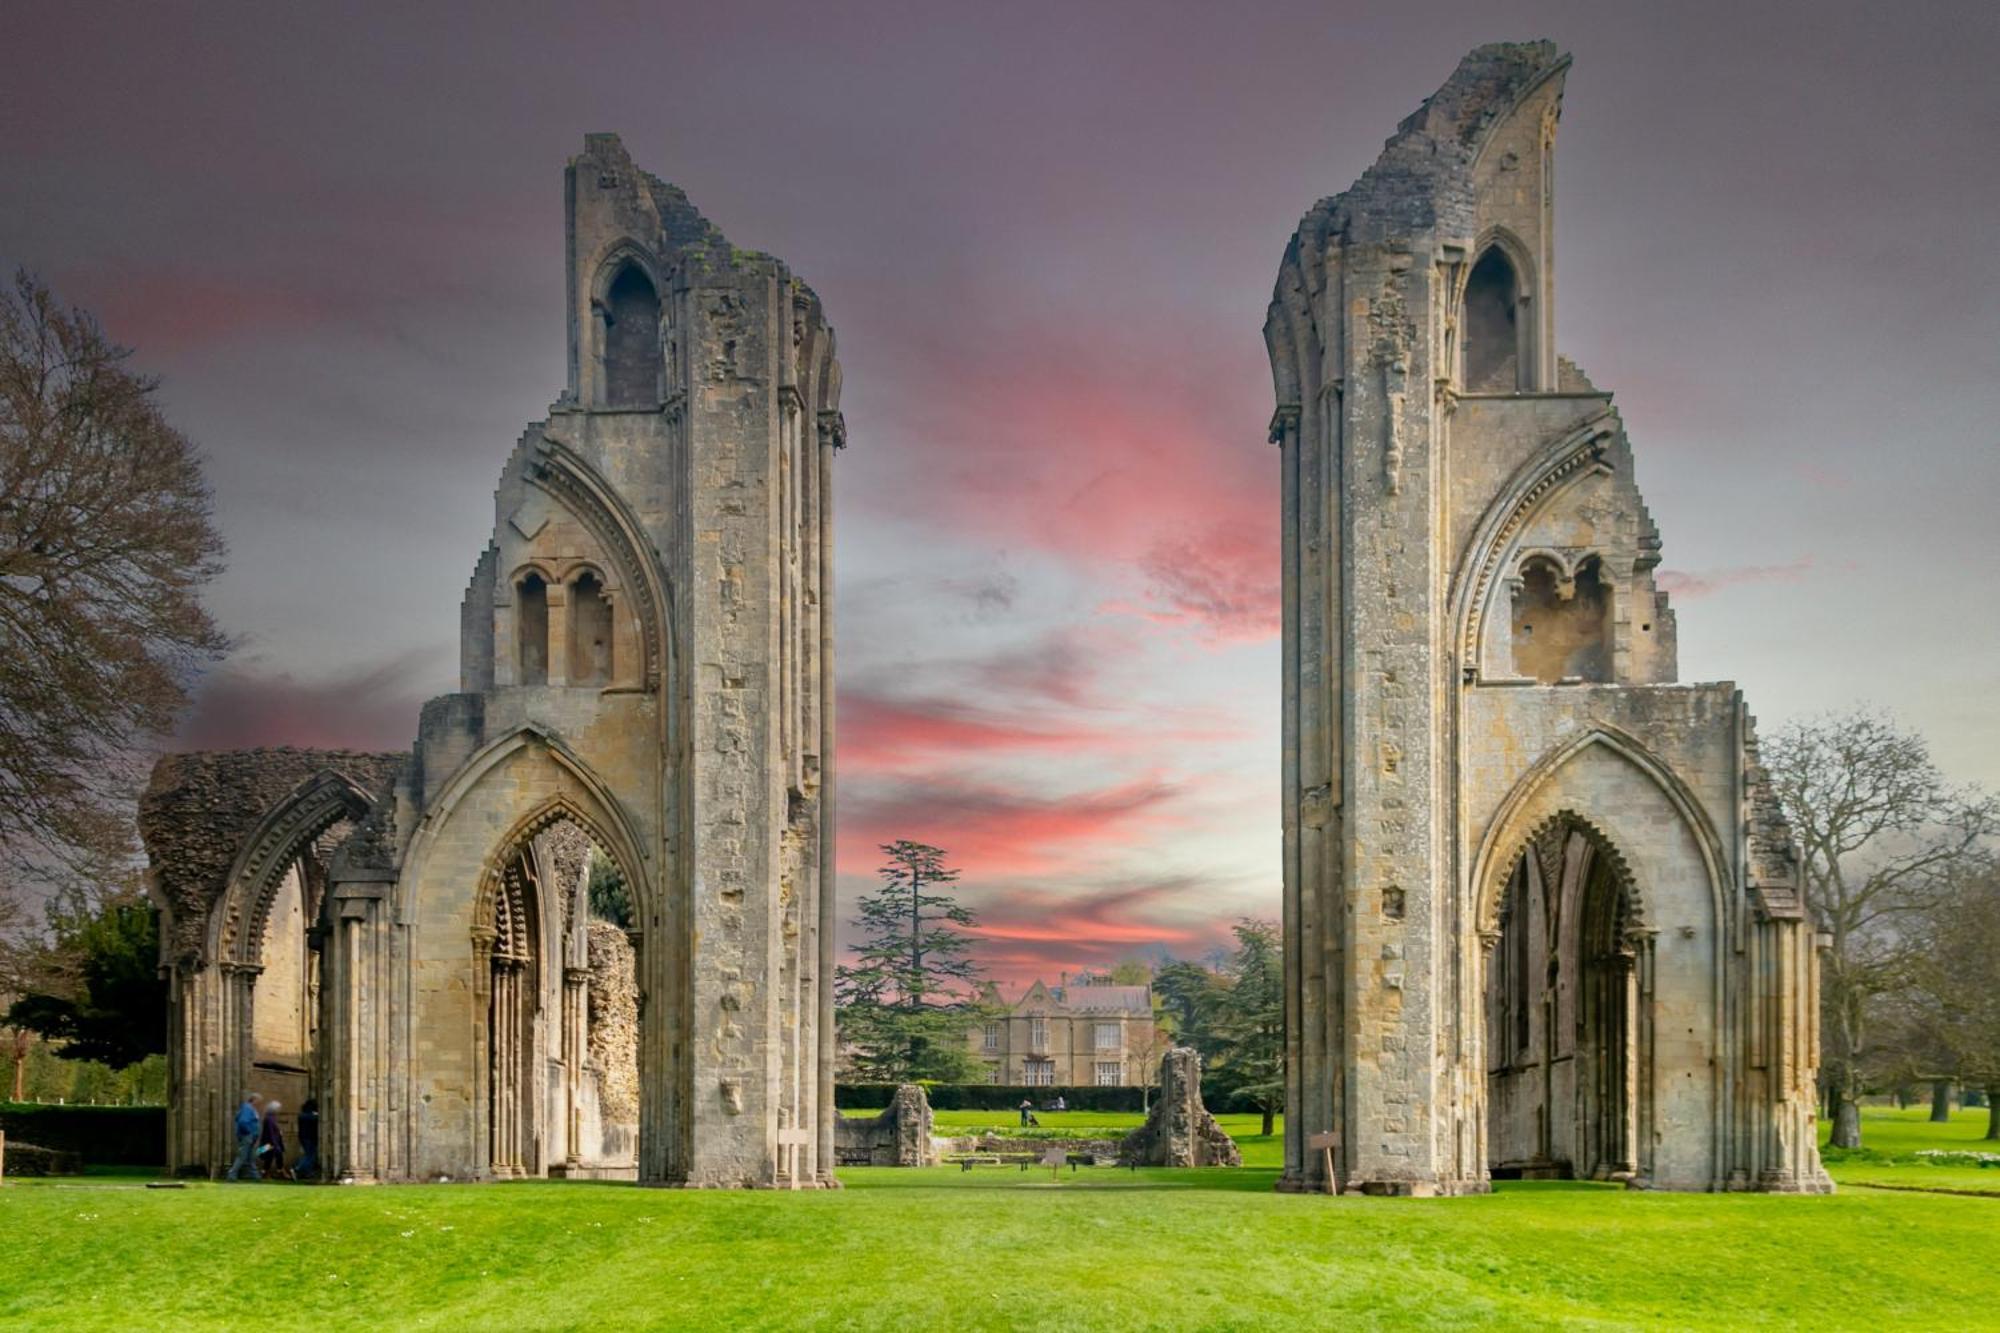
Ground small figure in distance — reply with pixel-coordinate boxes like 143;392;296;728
225;1092;263;1181
294;1098;320;1181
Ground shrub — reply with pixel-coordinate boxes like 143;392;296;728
0;1104;164;1166
2;1142;84;1175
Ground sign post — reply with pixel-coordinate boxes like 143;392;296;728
777;1126;812;1190
1307;1131;1340;1196
1040;1145;1065;1181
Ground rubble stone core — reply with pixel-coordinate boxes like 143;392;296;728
1119;1048;1241;1168
145;134;843;1188
1265;42;1830;1196
834;1084;938;1167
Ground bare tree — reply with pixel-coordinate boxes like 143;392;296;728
1765;709;1997;1147
0;270;227;887
1909;868;2000;1141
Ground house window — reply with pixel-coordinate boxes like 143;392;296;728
1029;1018;1048;1051
1095;1061;1121;1087
986;1063;1002;1084
982;1022;999;1052
1025;1059;1055;1087
1094;1022;1119;1052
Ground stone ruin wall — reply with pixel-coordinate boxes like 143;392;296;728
585;919;640;1159
1120;1047;1241;1168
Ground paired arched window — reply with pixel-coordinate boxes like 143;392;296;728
1464;245;1522;392
602;265;660;408
1511;556;1613;684
515;569;613;687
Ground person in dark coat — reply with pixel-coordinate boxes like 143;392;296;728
294;1098;321;1181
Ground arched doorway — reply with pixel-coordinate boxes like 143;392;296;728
198;770;377;1176
244;827;346;1150
476;811;642;1180
1485;813;1646;1181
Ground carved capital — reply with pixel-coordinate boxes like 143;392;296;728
1268;403;1301;446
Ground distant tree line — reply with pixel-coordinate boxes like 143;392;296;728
1768;707;1998;1145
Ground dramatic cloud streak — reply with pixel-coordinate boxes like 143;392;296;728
1657;558;1814;600
7;1;1991;986
176;650;446;753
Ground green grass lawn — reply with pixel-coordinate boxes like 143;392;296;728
1817;1104;2000;1194
0;1108;1990;1330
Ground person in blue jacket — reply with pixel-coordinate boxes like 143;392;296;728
225;1092;263;1181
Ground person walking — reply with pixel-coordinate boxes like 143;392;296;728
225;1092;262;1181
1019;1098;1033;1127
259;1100;288;1180
294;1098;320;1181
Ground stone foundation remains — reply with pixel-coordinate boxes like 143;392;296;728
1119;1048;1240;1168
834;1084;937;1167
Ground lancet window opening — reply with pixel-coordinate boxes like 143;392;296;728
1463;243;1524;392
601;264;661;409
569;570;613;686
517;572;550;686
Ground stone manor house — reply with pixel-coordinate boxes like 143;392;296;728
969;977;1159;1086
137;41;1828;1197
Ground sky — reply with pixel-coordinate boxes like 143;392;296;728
4;0;1996;987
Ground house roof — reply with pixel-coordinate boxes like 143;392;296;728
1002;981;1152;1016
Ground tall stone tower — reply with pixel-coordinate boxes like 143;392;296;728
202;133;849;1188
1265;44;1827;1195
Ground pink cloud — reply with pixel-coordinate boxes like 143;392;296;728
175;651;441;752
65;267;346;351
869;310;1279;641
1657;557;1814;600
839;773;1182;880
839;692;1123;776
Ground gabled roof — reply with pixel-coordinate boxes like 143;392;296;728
1001;980;1152;1016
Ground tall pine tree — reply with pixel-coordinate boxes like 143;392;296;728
835;841;986;1081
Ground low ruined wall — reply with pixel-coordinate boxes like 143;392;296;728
835;1084;936;1166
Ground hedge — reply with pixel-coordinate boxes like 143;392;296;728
0;1104;165;1167
838;1084;1173;1113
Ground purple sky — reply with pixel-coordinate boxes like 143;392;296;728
5;1;1996;982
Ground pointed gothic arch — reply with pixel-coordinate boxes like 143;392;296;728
1449;414;1619;676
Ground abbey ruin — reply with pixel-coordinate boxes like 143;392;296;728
136;44;1831;1200
1265;42;1829;1194
143;134;843;1187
